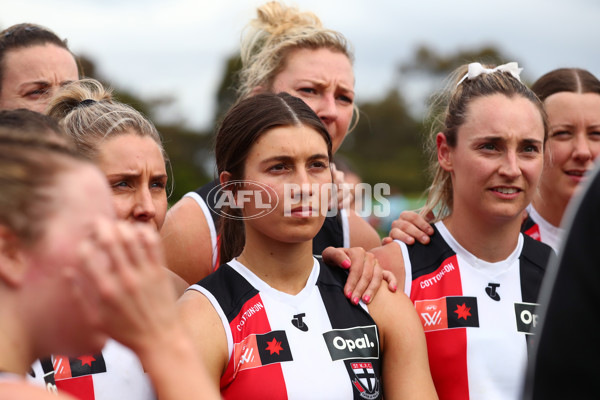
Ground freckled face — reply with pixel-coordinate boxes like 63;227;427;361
0;44;78;112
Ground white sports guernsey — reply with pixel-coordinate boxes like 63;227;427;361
522;204;564;254
396;221;552;400
189;258;383;400
28;339;155;400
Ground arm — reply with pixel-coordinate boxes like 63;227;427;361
368;283;438;399
347;209;381;250
160;197;215;284
369;242;406;294
382;211;434;246
177;290;229;387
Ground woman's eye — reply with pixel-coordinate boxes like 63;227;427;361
112;181;130;189
552;130;570;138
309;161;328;169
269;164;287;172
298;87;317;95
151;181;167;189
479;143;497;151
522;145;540;153
337;94;353;104
26;88;48;98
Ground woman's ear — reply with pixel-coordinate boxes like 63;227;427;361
219;171;232;186
0;226;28;288
437;132;453;172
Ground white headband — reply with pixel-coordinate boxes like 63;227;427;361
456;62;523;86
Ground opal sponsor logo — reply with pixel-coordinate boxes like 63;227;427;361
515;302;539;334
323;326;379;361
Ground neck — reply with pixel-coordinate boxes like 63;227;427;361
238;228;315;295
444;206;522;262
0;297;34;375
531;187;566;227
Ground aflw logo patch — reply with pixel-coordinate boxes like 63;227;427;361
414;296;479;332
231;330;293;377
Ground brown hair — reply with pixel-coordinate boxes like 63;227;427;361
422;63;548;221
531;68;600;102
0;133;84;245
0;23;73;94
0;108;70;146
216;92;331;263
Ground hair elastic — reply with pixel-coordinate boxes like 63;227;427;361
457;62;523;86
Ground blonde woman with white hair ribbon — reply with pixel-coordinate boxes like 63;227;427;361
369;62;554;400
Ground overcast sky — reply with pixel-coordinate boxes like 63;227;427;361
2;0;598;130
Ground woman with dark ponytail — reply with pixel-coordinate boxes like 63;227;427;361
178;92;437;399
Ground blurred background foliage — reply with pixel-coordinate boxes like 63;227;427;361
79;44;515;230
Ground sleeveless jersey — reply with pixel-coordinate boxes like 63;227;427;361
521;204;563;254
395;221;552;400
189;258;382;400
185;179;350;269
28;339;155;400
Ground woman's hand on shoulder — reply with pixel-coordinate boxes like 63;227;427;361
321;246;397;306
381;210;434;246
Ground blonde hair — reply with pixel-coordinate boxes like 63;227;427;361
237;1;354;100
46;78;164;161
46;79;172;195
421;63;548;221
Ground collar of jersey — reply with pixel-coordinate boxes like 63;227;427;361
435;220;523;277
228;257;320;306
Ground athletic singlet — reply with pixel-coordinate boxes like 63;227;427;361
28;339;155;400
185;179;350;269
395;221;552;400
521;204;563;254
189;258;382;400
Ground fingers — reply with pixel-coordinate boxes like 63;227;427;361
343;248;380;305
382;270;398;292
381;236;393;245
354;253;383;305
389;211;433;245
322;246;351;270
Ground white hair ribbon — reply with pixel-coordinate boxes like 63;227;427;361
456;62;523;86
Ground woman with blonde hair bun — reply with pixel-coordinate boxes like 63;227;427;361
162;1;390;304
